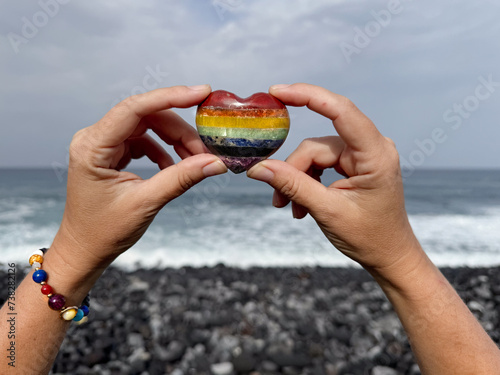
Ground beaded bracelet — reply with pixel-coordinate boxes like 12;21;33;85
30;248;90;322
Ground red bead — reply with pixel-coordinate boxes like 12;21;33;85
41;284;52;295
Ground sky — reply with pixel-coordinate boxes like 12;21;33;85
0;0;499;170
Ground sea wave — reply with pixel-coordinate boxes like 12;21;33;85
1;169;500;269
3;206;500;269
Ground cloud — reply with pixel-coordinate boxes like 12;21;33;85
0;0;499;168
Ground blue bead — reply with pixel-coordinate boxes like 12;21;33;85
73;309;84;322
32;270;47;283
80;305;89;316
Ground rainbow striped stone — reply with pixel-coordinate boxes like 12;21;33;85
196;90;290;173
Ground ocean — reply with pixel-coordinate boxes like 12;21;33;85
1;168;499;269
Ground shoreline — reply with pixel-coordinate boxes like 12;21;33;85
2;265;499;374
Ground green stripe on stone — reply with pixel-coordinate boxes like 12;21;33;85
196;126;289;140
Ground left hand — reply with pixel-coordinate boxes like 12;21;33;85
247;83;420;276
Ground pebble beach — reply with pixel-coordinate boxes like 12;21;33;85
3;265;498;375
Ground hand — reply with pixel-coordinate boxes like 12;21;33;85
247;83;423;276
52;85;227;269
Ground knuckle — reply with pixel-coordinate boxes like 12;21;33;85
280;177;301;201
380;138;402;177
68;127;102;171
298;137;318;151
113;95;143;117
69;129;89;161
338;95;356;113
176;168;196;192
71;127;87;144
120;94;141;109
384;136;397;148
385;138;400;163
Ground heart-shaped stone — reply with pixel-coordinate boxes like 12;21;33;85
196;90;290;173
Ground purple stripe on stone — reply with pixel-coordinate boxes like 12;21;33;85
219;156;266;174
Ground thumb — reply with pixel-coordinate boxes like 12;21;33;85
144;154;227;204
247;159;328;213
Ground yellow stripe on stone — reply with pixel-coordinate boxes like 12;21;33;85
196;115;290;129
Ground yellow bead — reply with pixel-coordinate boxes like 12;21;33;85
29;254;44;266
61;308;77;321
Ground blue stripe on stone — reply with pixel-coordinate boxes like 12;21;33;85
200;135;285;149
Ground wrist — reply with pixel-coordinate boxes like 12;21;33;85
40;233;107;306
365;238;440;301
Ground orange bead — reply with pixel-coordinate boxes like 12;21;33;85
29;254;44;266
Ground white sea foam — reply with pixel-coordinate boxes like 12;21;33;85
114;206;500;269
117;206;356;269
2;204;500;269
410;212;500;265
0;198;57;223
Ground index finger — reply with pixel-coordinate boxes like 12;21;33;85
269;83;384;151
92;85;211;148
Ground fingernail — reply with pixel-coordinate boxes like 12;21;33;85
188;84;210;91
272;191;280;207
203;159;227;177
292;204;300;219
247;163;274;183
270;84;291;91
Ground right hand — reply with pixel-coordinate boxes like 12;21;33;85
247;83;424;277
50;85;227;274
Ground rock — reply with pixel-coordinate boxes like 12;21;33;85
330;326;352;345
261;360;279;372
325;362;340;375
149;358;169;374
369;314;402;337
312;361;327;375
90;300;113;321
467;300;484;313
216;335;240;353
182;345;211;372
232;348;256;372
167;283;187;295
127;333;145;349
127;277;149;293
350;329;376;357
193;356;212;372
253;339;266;353
47;265;500;374
207;311;234;327
474;283;492;299
157;341;185;363
477;275;489;283
149;314;163;340
409;363;422;375
372;366;398;375
183;311;205;327
84;349;108;367
127;347;151;373
189;329;212;345
283;366;301;375
267;346;312;367
211;362;234;375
